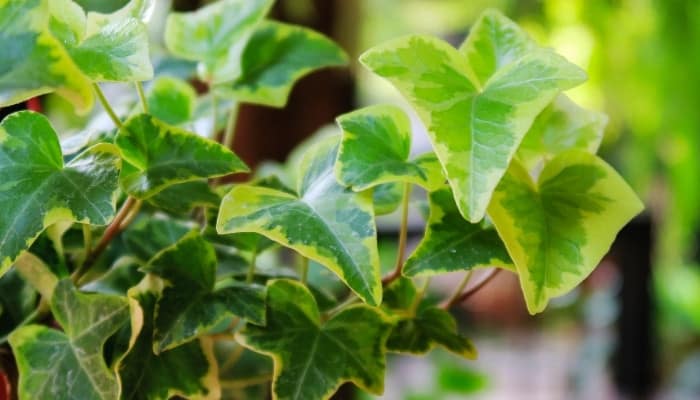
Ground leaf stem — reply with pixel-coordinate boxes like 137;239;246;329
246;250;258;283
410;277;431;315
77;197;141;282
93;83;122;128
135;81;148;113
441;268;502;309
441;270;473;309
82;224;92;260
382;183;412;286
211;93;219;138
222;104;239;149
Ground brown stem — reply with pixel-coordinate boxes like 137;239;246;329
381;183;411;286
441;268;502;309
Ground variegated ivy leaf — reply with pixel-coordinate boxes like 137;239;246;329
48;0;153;83
335;104;444;191
0;111;121;278
146;180;220;214
0;268;37;341
116;113;248;199
0;0;93;111
9;279;129;400
487;150;644;314
146;76;197;125
238;279;393;400
142;232;265;352
85;0;155;33
372;182;404;215
517;94;608;170
360;9;586;223
165;0;273;83
382;278;477;358
117;277;220;400
224;20;348;107
404;187;512;277
217;136;382;305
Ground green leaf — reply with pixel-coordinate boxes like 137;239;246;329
116;113;248;199
0;111;121;277
487;151;644;313
122;217;192;262
117;276;220;400
217;136;382;305
164;0;273;83
386;306;477;359
9;279;129;400
238;279;393;400
146;76;197;125
372;182;404;215
404;187;512;277
0;0;93;111
85;0;155;33
517;94;608;170
360;9;586;222
142;232;265;352
0;268;37;340
335;104;444;191
225;20;348;107
146;180;220;214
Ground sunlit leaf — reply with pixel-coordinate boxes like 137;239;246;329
487;151;644;313
9;279;129;400
142;232;265;352
0;111;120;277
360;9;586;222
224;20;348;107
404;187;512;277
0;0;93;111
146;76;197;125
517;94;607;170
217;136;382;305
85;0;155;33
117;276;220;400
116;113;248;199
335;104;444;191
238;279;393;400
164;0;273;83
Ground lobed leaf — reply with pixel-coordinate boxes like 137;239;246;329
238;279;393;400
0;0;93;111
360;9;586;222
335;104;444;191
224;20;348;107
404;187;512;277
164;0;273;83
9;279;130;400
0;111;120;277
217;136;382;305
487;150;644;313
116;113;248;199
142;232;265;352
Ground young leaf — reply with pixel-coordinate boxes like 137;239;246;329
116;113;248;199
360;9;586;223
372;182;404;215
146;76;197;125
238;279;394;400
517;94;608;170
9;279;130;400
224;20;348;107
335;104;444;191
0;0;93;111
117;277;220;400
164;0;273;83
404;187;512;277
142;232;265;352
386;307;477;359
217;137;382;305
0;111;120;277
487;151;644;313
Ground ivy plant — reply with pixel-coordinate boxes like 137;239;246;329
0;1;643;399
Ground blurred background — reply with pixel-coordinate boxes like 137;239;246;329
3;0;699;399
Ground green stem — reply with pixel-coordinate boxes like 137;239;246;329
135;81;148;113
441;271;473;309
222;104;239;149
246;250;258;283
410;277;431;315
82;224;92;256
93;83;122;128
300;256;309;284
324;294;359;320
441;268;502;310
382;183;412;286
211;93;219;138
